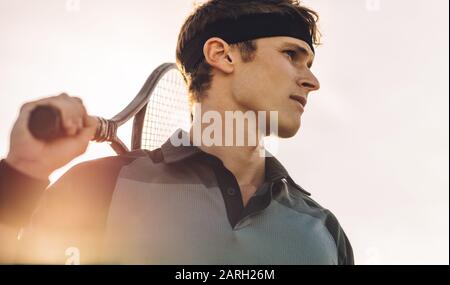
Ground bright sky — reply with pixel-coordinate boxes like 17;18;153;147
0;0;448;265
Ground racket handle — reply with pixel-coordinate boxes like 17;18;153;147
28;105;64;141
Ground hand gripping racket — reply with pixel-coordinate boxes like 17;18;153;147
27;63;191;154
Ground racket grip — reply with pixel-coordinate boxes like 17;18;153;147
28;105;64;141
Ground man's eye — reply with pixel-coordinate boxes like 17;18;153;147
283;50;297;60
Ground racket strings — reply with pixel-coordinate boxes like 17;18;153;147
141;69;191;150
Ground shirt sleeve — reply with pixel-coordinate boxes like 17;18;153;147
0;159;49;228
324;210;355;265
341;229;354;265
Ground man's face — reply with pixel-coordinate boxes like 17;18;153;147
230;36;320;138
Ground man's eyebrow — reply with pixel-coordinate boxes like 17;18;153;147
282;42;314;68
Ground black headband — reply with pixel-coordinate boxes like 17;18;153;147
180;12;314;73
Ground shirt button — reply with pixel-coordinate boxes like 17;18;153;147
226;187;236;196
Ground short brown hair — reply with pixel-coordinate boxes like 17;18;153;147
176;0;321;105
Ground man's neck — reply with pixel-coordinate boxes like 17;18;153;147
189;123;266;207
202;143;266;207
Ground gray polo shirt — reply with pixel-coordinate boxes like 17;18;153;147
101;130;353;264
1;129;353;265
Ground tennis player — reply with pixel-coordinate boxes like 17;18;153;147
0;0;353;265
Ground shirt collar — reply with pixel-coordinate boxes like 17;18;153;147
160;129;311;196
160;129;201;163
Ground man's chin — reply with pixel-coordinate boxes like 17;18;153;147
277;122;301;138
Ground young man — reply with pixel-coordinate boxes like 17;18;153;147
0;0;353;264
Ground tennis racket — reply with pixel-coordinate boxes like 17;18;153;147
27;63;191;154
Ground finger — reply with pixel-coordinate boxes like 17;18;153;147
64;120;78;136
48;94;86;135
57;95;85;119
81;116;99;140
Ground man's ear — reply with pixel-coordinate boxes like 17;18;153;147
203;37;234;74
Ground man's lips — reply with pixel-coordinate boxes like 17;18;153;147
289;95;307;108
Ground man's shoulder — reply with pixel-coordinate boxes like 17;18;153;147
279;180;345;235
51;148;164;193
278;183;354;264
36;148;164;232
67;148;162;176
76;149;151;167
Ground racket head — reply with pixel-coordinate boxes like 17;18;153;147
131;63;191;151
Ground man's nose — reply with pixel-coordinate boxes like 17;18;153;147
297;70;320;92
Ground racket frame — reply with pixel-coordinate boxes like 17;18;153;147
131;63;181;151
98;62;178;154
